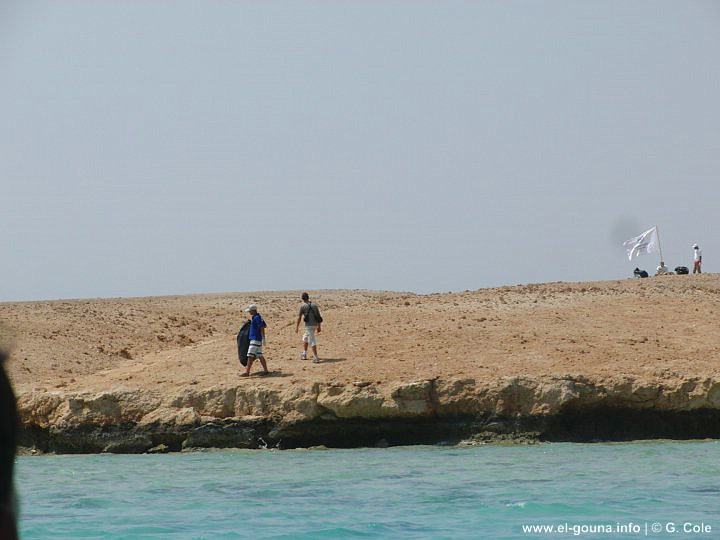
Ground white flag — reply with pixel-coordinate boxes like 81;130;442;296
623;226;659;260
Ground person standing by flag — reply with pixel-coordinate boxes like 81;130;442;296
693;244;702;274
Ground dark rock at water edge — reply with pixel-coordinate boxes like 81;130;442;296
16;407;720;454
182;420;259;450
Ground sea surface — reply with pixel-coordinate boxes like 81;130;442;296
15;441;720;539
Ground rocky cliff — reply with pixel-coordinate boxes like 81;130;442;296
16;374;720;453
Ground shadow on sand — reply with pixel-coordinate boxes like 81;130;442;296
241;370;292;378
316;358;346;364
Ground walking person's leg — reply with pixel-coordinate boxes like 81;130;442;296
302;326;315;360
243;343;263;376
308;326;320;363
311;328;319;361
257;355;269;374
243;354;254;376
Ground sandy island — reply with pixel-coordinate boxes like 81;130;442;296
3;275;720;453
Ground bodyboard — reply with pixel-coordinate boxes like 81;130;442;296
236;320;251;367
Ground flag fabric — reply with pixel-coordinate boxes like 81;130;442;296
623;226;659;260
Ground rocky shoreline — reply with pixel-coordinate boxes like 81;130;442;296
6;280;720;454
17;375;720;453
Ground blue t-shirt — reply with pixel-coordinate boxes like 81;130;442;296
249;313;267;342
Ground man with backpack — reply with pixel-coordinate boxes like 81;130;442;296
295;292;323;363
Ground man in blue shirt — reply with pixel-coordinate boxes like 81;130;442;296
242;304;269;377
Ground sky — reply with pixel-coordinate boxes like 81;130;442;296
1;1;719;301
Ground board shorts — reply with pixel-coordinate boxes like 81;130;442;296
247;340;264;358
303;325;317;347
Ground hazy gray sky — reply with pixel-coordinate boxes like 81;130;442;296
1;1;718;301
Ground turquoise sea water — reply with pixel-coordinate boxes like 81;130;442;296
16;441;720;539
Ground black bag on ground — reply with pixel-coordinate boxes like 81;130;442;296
675;266;689;275
236;320;251;366
633;268;649;278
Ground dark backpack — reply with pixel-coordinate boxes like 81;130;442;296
633;268;649;278
303;302;323;324
675;266;689;275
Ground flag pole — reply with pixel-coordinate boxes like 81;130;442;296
655;224;664;264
